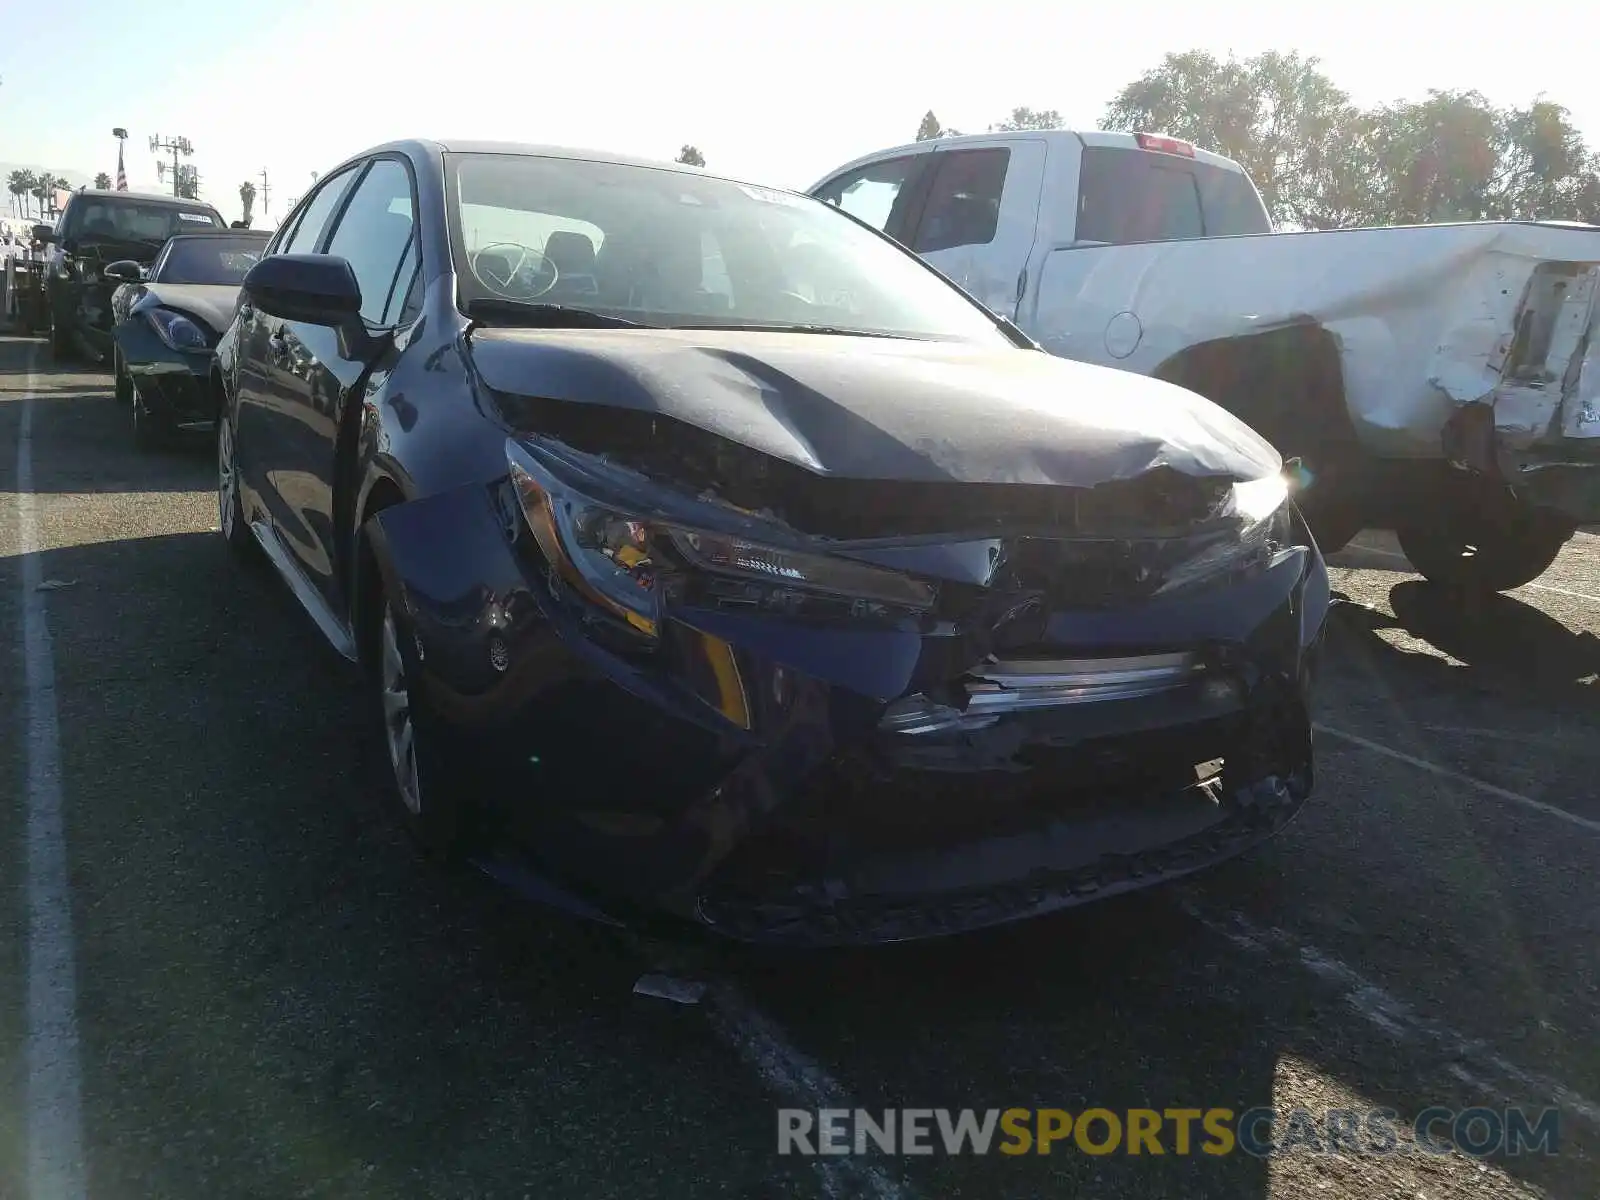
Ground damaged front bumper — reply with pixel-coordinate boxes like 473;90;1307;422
370;449;1328;947
113;319;217;428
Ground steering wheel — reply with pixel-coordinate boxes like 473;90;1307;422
469;241;559;301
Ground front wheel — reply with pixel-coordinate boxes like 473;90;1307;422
217;409;257;560
1396;505;1571;593
369;595;466;859
132;393;175;453
113;349;134;405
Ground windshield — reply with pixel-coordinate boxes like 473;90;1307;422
1077;146;1272;242
73;199;224;248
446;152;1012;343
152;235;267;285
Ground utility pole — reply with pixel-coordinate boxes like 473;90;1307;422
148;133;194;197
258;168;271;217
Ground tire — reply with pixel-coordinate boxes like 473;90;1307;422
113;349;133;405
365;586;467;860
1396;505;1571;593
48;314;73;360
132;392;176;453
216;408;258;560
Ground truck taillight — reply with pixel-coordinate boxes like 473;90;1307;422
1134;132;1195;158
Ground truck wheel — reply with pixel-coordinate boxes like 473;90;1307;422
1396;509;1571;593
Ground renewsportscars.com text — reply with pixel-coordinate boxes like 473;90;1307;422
777;1106;1560;1158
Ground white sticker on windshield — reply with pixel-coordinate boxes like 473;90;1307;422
178;212;213;223
739;184;801;206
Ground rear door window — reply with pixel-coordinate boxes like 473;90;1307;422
1076;146;1269;244
912;148;1009;252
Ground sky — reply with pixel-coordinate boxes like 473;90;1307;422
3;0;1598;227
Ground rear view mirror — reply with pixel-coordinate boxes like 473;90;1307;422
243;253;362;326
32;224;55;244
104;260;143;283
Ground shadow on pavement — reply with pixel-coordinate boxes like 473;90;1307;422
0;344;212;496
1332;580;1600;701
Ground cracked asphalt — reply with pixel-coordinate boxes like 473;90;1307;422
1;332;1596;1199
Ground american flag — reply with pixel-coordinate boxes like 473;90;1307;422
115;141;127;191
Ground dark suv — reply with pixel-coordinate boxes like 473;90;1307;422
37;189;225;362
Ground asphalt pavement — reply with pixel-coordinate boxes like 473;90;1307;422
1;332;1596;1200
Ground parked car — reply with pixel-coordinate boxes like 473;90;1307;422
810;131;1600;592
34;188;226;363
104;229;269;448
215;139;1328;946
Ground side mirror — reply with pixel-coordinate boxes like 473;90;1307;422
32;224;55;244
104;260;143;283
243;253;362;326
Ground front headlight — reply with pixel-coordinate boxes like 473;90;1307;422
1153;471;1295;597
145;307;208;351
505;440;937;640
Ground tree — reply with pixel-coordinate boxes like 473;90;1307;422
1099;51;1600;229
31;175;67;217
990;106;1062;132
239;180;256;228
7;168;36;217
1101;50;1372;229
915;111;943;141
676;145;706;167
94;172;112;190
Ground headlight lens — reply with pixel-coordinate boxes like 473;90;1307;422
1153;472;1295;597
505;440;936;638
145;307;208;351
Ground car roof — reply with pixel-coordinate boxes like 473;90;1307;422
334;137;790;195
69;188;222;208
812;129;1250;188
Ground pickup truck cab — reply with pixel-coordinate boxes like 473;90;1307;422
811;131;1600;592
37;188;227;364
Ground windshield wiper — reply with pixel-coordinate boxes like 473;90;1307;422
464;298;645;329
673;321;915;339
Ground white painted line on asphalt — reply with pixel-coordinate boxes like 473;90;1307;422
1524;580;1600;605
17;364;89;1200
706;984;911;1200
1179;899;1600;1125
1343;537;1600;605
1315;723;1600;836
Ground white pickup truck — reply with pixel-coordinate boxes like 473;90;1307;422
809;130;1600;592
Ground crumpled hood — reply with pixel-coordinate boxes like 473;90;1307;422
134;283;241;335
469;327;1281;487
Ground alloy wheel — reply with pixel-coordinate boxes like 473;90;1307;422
380;605;423;816
217;417;237;536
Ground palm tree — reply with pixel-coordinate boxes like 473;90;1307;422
94;172;112;190
239;179;256;228
32;175;69;217
8;168;37;217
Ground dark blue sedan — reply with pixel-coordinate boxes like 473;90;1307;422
213;139;1328;946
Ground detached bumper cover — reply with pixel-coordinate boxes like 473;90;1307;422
370;482;1328;946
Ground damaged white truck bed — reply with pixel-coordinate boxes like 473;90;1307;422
810;130;1600;591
